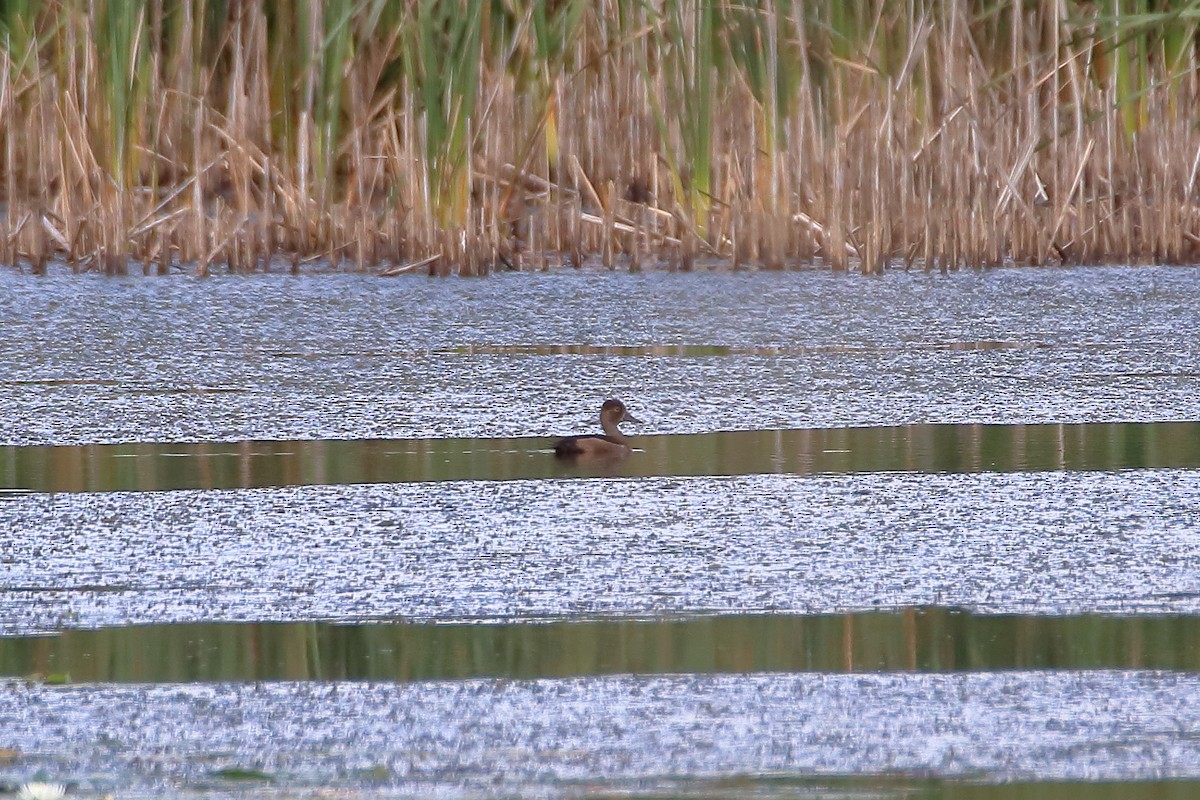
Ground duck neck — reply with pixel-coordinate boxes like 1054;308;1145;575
601;418;629;444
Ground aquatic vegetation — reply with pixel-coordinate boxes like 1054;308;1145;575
0;1;1197;274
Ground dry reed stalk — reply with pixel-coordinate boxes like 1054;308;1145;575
1;2;1198;275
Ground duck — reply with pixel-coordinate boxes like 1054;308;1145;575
553;399;642;459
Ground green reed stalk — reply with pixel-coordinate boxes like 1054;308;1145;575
315;0;354;200
644;0;718;239
0;0;38;66
1115;0;1147;136
93;0;149;186
402;0;483;227
529;0;587;171
1082;0;1200;132
724;2;796;209
264;0;305;169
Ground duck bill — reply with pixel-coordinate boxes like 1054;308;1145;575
624;414;643;424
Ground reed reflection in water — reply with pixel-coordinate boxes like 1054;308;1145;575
5;610;1200;684
4;421;1199;494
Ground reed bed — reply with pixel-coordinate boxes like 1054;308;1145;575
1;0;1198;276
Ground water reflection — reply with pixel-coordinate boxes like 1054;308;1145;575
923;784;1200;800
2;420;1198;493
352;340;1033;357
4;609;1199;683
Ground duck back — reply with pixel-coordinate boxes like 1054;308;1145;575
554;434;624;458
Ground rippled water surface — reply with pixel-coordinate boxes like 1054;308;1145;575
2;266;1199;444
2;265;1199;798
2;470;1199;632
4;672;1200;796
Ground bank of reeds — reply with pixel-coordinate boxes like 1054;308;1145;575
1;1;1198;275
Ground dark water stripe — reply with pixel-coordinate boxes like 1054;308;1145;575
2;420;1199;493
867;781;1200;800
6;609;1200;683
270;340;1035;358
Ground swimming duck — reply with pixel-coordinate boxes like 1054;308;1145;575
554;399;642;458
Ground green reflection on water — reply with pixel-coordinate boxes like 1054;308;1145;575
3;421;1199;493
934;784;1200;800
700;779;1200;800
4;609;1200;683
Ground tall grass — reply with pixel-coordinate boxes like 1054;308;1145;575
1;0;1198;275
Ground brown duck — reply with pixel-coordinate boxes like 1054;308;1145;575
553;399;642;459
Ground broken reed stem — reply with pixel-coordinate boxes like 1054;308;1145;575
0;0;1197;276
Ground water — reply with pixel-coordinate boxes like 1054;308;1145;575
1;470;1199;633
4;673;1200;795
2;267;1199;445
4;421;1200;491
2;264;1200;798
4;613;1200;681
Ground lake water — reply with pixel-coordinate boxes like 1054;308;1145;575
1;265;1199;798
